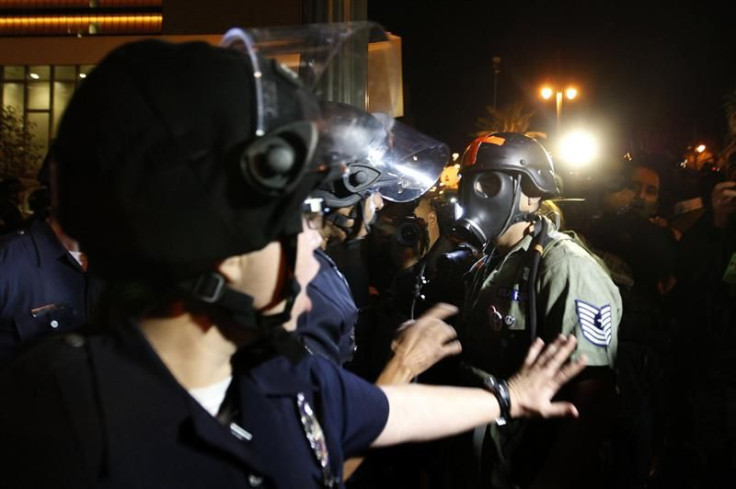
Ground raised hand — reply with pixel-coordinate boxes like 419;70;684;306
507;335;587;419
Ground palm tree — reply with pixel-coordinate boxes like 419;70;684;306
473;101;546;140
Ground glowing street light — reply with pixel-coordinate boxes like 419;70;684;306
557;129;599;169
540;84;579;134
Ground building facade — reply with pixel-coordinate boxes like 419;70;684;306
0;0;400;179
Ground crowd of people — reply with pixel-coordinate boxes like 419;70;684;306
0;21;734;489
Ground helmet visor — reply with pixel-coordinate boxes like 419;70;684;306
367;118;449;202
221;22;449;202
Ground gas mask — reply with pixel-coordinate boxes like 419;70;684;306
455;170;527;248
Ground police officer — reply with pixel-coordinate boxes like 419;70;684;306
448;133;622;489
297;103;387;364
0;169;99;362
299;100;448;369
0;30;587;489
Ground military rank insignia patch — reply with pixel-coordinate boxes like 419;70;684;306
575;300;612;347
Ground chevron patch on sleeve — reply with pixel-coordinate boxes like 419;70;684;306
575;300;612;347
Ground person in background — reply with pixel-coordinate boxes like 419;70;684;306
584;159;677;489
668;167;706;241
628;163;662;220
0;158;100;363
660;153;736;489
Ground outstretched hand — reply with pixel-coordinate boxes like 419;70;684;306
507;335;587;419
377;303;460;385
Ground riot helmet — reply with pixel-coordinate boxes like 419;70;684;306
227;23;449;219
455;133;558;247
55;39;325;281
311;102;449;210
221;23;449;246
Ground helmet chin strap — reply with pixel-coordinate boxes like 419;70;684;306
325;201;369;244
178;236;307;363
325;206;357;236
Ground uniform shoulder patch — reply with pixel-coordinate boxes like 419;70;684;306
575;300;612;347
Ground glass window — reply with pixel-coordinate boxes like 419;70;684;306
54;66;77;81
3;66;25;81
53;81;75;136
28;66;51;82
28;81;50;110
27;112;50;160
2;82;25;113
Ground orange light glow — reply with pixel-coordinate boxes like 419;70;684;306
565;87;578;100
540;87;553;99
0;15;162;34
0;1;161;6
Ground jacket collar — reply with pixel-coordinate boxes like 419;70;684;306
28;218;83;271
87;323;273;477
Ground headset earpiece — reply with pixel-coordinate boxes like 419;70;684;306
240;120;317;195
242;135;296;191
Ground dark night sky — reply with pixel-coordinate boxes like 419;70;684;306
367;1;736;158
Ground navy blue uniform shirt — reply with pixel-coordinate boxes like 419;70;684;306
298;248;358;364
0;218;96;362
0;322;389;488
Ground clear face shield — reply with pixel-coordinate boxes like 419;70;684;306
221;22;449;203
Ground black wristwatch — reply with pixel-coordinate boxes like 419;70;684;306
481;374;512;426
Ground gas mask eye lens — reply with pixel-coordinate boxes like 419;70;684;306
473;172;502;199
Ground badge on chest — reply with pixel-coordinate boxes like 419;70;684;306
487;305;523;331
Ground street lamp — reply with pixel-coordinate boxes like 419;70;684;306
540;84;578;134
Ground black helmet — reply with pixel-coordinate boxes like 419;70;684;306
455;133;559;246
460;132;559;197
55;39;325;280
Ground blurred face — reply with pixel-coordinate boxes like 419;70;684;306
220;222;322;331
283;223;322;330
362;191;384;227
627;167;660;218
